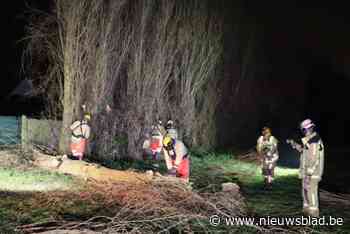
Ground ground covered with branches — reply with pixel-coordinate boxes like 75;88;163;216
0;149;349;233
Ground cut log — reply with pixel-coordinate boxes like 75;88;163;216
222;182;240;193
32;150;151;183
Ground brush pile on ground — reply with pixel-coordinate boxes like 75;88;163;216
0;147;33;169
17;177;246;233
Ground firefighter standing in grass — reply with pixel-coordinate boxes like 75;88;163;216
289;119;324;217
69;113;91;160
162;136;190;183
256;127;279;190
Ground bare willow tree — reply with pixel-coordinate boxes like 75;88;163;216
25;0;132;156
173;1;222;147
88;0;133;160
125;0;180;158
125;0;222;156
25;0;223;159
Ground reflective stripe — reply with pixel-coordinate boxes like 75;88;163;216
72;123;88;138
72;133;84;138
312;194;315;207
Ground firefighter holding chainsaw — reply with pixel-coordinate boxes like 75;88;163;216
287;119;324;217
162;136;190;183
256;127;279;190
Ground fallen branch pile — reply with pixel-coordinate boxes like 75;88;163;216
0;147;33;169
17;177;246;233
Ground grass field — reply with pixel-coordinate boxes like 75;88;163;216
190;152;350;233
0;167;79;233
0;168;75;192
0;151;349;233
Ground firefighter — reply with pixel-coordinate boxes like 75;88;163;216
142;132;152;160
256;127;279;190
162;136;190;183
143;120;165;159
68;113;91;160
156;119;167;136
165;119;178;139
149;125;164;161
142;121;165;169
299;119;324;217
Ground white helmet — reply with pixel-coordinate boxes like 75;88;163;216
166;120;174;129
300;119;315;130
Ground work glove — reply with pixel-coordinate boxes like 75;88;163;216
306;168;314;176
268;163;273;170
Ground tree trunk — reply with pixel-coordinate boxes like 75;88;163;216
59;64;74;154
32;150;151;183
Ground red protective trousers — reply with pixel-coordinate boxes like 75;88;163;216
70;139;87;160
172;158;190;179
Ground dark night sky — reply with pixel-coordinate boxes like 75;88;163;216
2;1;350;147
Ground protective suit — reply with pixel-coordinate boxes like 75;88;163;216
165;120;178;139
256;127;279;189
162;136;190;183
70;114;91;160
149;127;163;160
299;119;324;217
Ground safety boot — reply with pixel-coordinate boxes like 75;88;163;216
308;207;320;217
302;206;309;215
